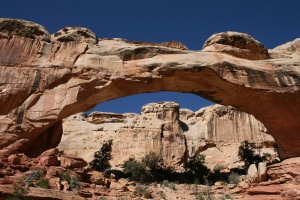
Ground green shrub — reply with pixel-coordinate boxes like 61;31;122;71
224;193;233;199
162;180;169;187
135;185;148;194
228;172;240;184
37;179;50;189
60;169;72;183
169;182;177;191
195;190;212;200
25;170;43;187
124;158;147;182
238;141;262;168
60;169;81;190
6;180;31;200
142;152;161;171
186;152;210;184
90;140;113;171
70;176;81;190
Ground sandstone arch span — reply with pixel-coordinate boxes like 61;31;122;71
0;18;300;159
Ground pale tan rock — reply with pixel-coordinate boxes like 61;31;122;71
238;181;250;189
247;164;259;183
0;18;300;160
61;180;70;191
110;181;129;192
87;170;110;186
258;162;267;182
60;102;186;167
49;177;61;190
59;103;274;169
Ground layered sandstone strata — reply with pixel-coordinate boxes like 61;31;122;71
59;102;274;168
0;18;300;159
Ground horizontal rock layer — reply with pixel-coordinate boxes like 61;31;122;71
0;18;300;159
59;102;274;168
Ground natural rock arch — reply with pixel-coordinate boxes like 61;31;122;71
0;18;300;159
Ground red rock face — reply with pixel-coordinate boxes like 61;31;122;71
0;18;300;159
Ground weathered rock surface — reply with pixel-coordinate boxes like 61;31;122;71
59;102;274;168
202;31;269;60
267;157;300;180
0;18;300;160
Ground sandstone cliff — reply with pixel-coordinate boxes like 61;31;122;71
58;102;274;168
0;18;300;159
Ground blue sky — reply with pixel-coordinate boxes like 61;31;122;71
2;1;300;114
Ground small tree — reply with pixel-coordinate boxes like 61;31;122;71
124;158;147;182
25;170;43;187
142;152;161;171
6;180;31;200
238;141;262;169
60;169;81;190
90;140;113;171
186;152;210;184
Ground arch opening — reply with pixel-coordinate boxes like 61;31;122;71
86;91;214;114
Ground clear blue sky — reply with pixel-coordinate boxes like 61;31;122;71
2;1;300;114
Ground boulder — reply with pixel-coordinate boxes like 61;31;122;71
7;154;21;165
60;154;88;168
38;148;59;158
0;18;50;41
258;162;267;182
39;156;59;166
247;185;287;195
281;189;300;198
46;166;65;178
247;164;259;183
51;27;97;44
202;31;269;60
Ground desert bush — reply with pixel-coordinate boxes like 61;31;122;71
186;152;211;184
124;158;147;182
90;140;113;171
60;169;81;190
169;182;177;191
162;180;169;187
228;172;240;184
238;141;262;168
25;170;43;187
135;185;148;194
6;180;31;200
60;169;72;183
224;193;233;199
142;152;161;171
70;176;81;190
195;189;213;200
37;179;50;189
